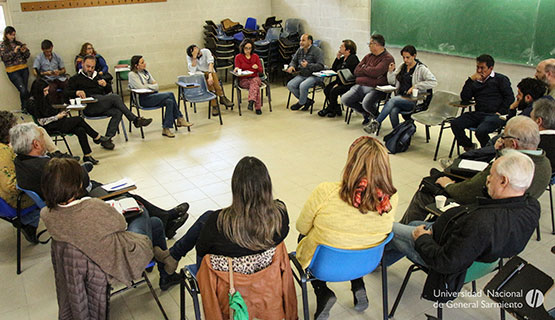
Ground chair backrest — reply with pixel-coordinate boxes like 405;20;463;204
16;185;46;209
313;40;322;48
245;17;257;31
117;59;131;81
284;18;301;34
425;90;460;118
464;260;500;283
265;27;281;42
177;74;209;99
307;232;394;282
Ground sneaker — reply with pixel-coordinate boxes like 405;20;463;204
439;158;454;169
133;117;153;128
256;109;262;115
154;247;179;275
290;102;302;110
162;128;175;138
176;117;193;127
219;96;234;108
248;101;254;111
21;224;38;244
363;119;380;134
159;271;181;291
83;155;99;165
314;286;337;320
352;286;369;312
165;213;189;239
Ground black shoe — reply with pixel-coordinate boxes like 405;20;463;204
173;202;190;217
314;286;337;320
248;101;254;111
81;161;94;173
101;139;115;150
256;109;262;115
318;108;330;117
159;272;181;291
165;213;189;239
133;117;153;128
301;99;314;111
83;155;99;165
290;103;302;110
21;224;38;244
362;115;371;126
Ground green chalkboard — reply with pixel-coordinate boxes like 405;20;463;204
370;0;555;66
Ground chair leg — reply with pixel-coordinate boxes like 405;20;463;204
286;91;291;109
61;136;73;156
120;120;128;141
192;102;196;113
301;278;310;320
389;264;418;318
180;270;185;320
437;304;443;320
237;88;242;116
135;107;145;139
425;125;430;142
217;103;223;125
472;280;477;293
143;271;169;320
536;225;541;241
550;184;554;234
433;123;445;161
347;108;353;125
267;87;272;112
381;261;388;320
310;88;316;114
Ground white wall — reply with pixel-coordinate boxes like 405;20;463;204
271;0;535;95
0;0;270;110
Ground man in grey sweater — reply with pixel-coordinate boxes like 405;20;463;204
285;34;325;111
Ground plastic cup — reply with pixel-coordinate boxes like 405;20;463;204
75;98;82;105
435;195;447;209
69;99;76;105
283;64;288;70
412;88;419;98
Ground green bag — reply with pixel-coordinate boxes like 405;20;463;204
228;257;248;320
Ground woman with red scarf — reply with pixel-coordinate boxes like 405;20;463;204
295;136;397;320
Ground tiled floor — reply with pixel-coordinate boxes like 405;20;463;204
1;83;554;319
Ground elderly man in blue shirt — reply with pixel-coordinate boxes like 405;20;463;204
33;39;67;104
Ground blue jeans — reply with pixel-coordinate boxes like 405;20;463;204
169;210;213;266
7;68;30;108
376;96;416;128
383;221;433;267
341;84;385;118
451;111;505;148
127;209;169;277
139;92;183;129
287;75;322;105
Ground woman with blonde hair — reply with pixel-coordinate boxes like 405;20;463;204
296;136;397;320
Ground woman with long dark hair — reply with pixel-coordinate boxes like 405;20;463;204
29;78;113;164
296;136;397;319
0;26;31;109
128;55;192;138
155;156;289;274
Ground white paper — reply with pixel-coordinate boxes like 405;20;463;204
66;105;85;110
81;97;95;102
238;70;253;76
115;67;130;72
440;202;460;212
106;197;140;215
132;88;154;93
458;159;489;171
101;178;135;191
376;85;396;92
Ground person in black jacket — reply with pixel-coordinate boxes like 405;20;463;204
64;55;152;141
384;150;540;302
318;40;360;118
451;54;514;150
29;79;112;165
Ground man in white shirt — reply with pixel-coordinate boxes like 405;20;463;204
33;39;67;104
186;45;233;115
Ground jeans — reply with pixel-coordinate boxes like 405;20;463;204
127;208;169;277
139;92;183;128
451;111;505;148
85;94;136;138
383;221;433;267
169;210;213;264
376;96;416;128
7;68;30;108
341;84;385;118
287;75;322;105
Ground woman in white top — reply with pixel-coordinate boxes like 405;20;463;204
366;45;437;134
128;55;192;138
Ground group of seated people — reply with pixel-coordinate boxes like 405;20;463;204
2;25;555;320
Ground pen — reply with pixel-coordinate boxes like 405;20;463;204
496;262;525;291
110;183;127;190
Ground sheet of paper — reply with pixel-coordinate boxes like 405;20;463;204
458;159;489;171
440;202;460;212
81;97;95;102
238;70;253;76
101;178;135;192
376;85;396;92
132;88;154;93
66;105;85;110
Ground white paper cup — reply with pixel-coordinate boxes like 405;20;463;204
412;88;419;98
237;69;242;73
69;99;76;105
435;195;447;209
75;98;82;105
283;64;288;70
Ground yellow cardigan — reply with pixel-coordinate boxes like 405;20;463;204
0;143;33;209
295;182;396;269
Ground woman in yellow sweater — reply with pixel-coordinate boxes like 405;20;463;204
296;136;397;320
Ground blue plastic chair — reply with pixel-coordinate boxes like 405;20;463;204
289;232;394;320
176;74;223;125
180;264;201;320
254;27;281;47
16;185;46;209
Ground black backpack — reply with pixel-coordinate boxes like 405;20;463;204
383;119;416;154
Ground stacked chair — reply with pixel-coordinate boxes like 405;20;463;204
203;20;235;82
254;27;281;77
278;19;302;82
233;17;261;43
261;16;283;32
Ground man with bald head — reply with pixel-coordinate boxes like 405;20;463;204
286;34;325;111
535;58;555;98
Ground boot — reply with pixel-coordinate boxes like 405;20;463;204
153;247;179;275
220;96;234;108
351;278;369;312
162;128;175;138
176;117;193;127
133;117;153;128
211;106;220;116
313;283;336;320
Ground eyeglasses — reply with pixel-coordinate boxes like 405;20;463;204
500;135;520;141
244;46;252;50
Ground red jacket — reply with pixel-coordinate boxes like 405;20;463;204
234;53;262;78
197;242;298;320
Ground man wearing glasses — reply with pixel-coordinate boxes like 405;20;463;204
400;116;551;224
